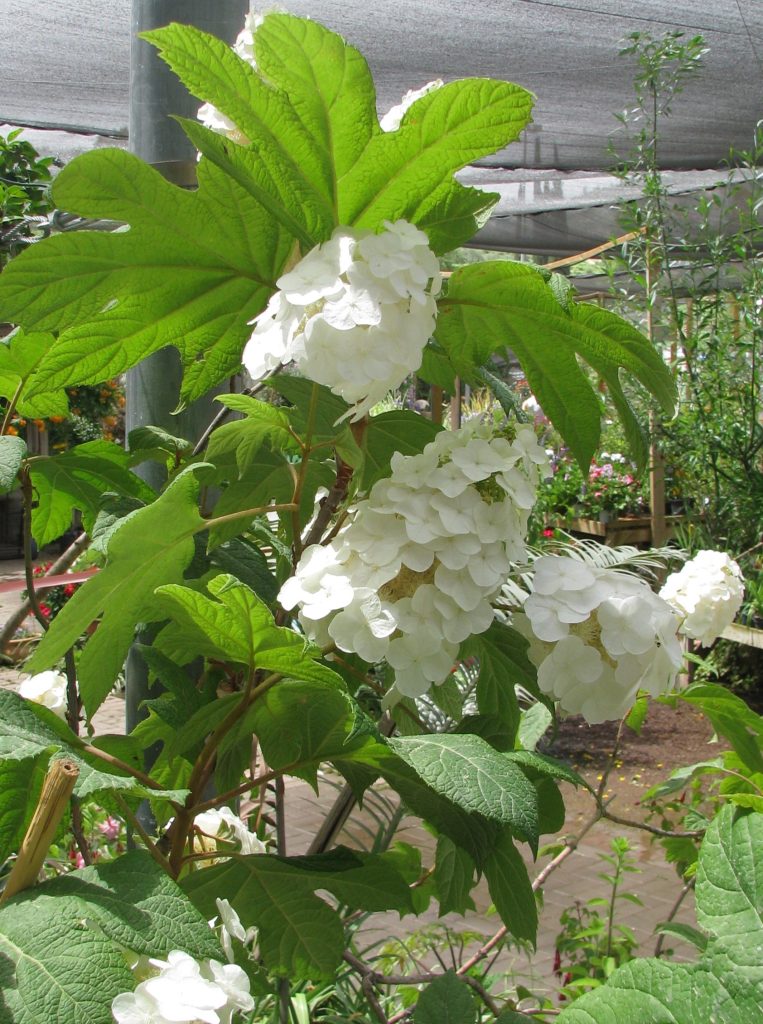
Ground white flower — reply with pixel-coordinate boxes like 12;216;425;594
18;670;68;718
380;80;444;131
280;419;550;703
243;222;440;420
660;550;745;645
114;948;254;1024
517;554;683;723
202;961;255;1022
193;807;265;857
213;899;257;965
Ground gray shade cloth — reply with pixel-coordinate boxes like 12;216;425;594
2;0;761;255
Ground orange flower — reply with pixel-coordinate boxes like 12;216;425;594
6;426;18;436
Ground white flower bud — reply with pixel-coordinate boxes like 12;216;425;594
18;670;68;719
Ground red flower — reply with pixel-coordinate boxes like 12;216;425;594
63;584;76;597
543;528;555;538
38;603;51;618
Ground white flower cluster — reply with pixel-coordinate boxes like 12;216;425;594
660;549;744;645
242;221;441;419
193;807;265;858
112;950;253;1024
197;13;264;145
18;670;68;718
379;79;444;131
280;420;550;700
516;555;683;724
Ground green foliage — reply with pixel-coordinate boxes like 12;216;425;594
29;440;154;547
557;809;763;1023
436;262;675;468
0;852;220;1024
26;470;205;715
0;130;54;267
413;970;477;1024
183;848;414;980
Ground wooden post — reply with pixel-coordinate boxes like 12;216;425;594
430;385;444;426
1;759;79;904
449;377;462;430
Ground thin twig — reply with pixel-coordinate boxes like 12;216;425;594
113;794;171;874
21;471;49;631
654;877;696;958
63;648;90;866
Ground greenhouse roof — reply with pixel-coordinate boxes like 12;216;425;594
3;0;761;256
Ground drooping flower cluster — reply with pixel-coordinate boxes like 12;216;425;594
197;13;263;145
112;950;254;1024
242;221;441;419
660;549;744;645
515;555;683;724
18;670;68;718
279;419;550;700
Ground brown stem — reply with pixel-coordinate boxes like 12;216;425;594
81;744;171;796
0;530;90;653
1;758;79;903
113;794;170;874
20;471;48;632
192;768;283;815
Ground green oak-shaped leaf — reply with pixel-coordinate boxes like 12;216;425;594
0;851;220;1024
0;757;47;865
183;848;413;981
436;261;676;467
0;148;293;406
0;331;69;419
25;470;206;716
30;440;154;547
155;575;342;687
340;77;533;253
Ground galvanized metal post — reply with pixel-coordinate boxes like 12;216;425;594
126;0;248;739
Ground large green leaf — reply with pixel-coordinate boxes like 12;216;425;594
679;683;763;775
462;622;535;749
340;78;533;253
25;470;206;716
0;436;26;495
414;970;477;1024
336;738;502;867
30;440;154;547
483;828;537;943
388;734;539;847
557;807;763;1024
0;690;76;763
436;262;676;467
0;851;220;1024
156;575;342;686
183;848;413;980
696;805;763;943
145;20;335;243
0;149;292;406
254;13;379;197
0;331;69;419
433;836;476;916
247;678;364;786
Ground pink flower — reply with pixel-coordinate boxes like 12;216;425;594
98;816;121;842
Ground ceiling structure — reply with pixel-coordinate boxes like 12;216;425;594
2;0;761;256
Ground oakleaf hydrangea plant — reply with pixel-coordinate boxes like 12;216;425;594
0;10;752;1024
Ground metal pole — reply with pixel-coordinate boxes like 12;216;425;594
126;0;249;740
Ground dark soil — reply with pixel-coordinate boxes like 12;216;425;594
545;700;726;824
